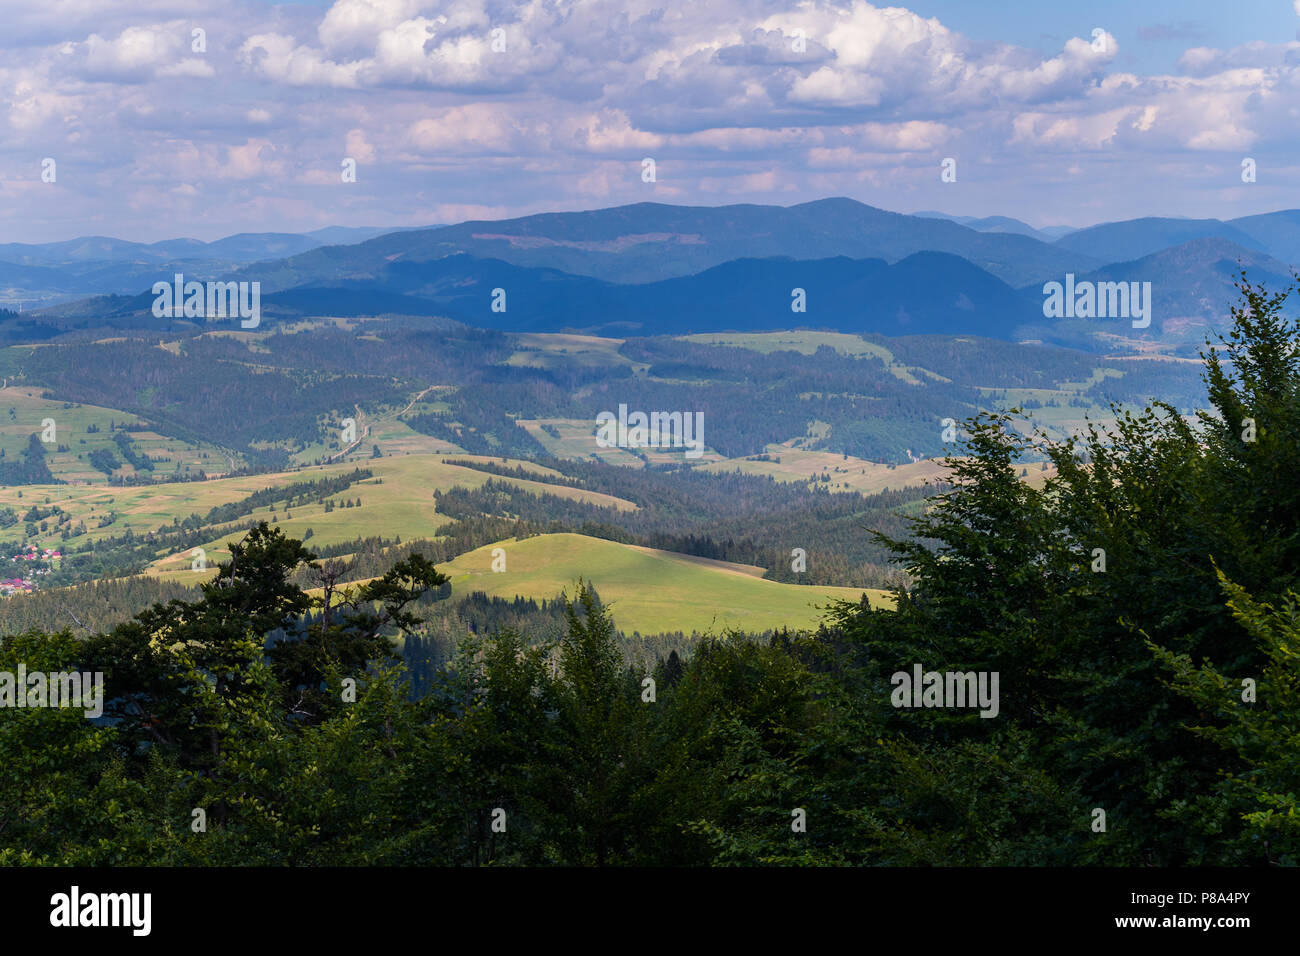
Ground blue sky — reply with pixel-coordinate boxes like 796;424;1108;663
2;0;1298;242
914;0;1299;72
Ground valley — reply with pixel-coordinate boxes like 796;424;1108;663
0;310;1205;654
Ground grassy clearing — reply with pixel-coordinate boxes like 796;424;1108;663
678;330;879;356
137;454;638;578
677;330;941;384
0;452;638;571
507;333;646;372
0;385;238;483
517;417;726;467
439;532;889;635
702;442;951;494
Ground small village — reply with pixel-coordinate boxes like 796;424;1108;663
0;545;61;596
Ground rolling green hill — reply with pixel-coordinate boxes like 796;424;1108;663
438;532;888;635
0;384;238;483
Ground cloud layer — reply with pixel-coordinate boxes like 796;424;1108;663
1;0;1297;241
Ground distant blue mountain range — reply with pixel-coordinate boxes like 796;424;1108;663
11;198;1300;348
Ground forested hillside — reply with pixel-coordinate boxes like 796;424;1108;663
3;275;1296;866
0;315;1207;487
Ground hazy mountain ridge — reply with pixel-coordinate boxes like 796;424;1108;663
1052;210;1300;264
0;226;430;308
1015;237;1294;344
912;211;1074;242
40;250;1040;341
11;199;1300;349
229;198;1098;291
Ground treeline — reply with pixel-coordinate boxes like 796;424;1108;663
87;447;119;475
193;319;517;383
9;336;408;463
112;430;154;472
1083;358;1209;413
405;405;547;459
433;464;931;587
440;458;582;487
0;434;56;485
285;519;552;588
6;526;728;687
400;588;743;701
187;469;373;530
7;321;529;464
0;576;201;635
876;334;1099;387
606;337;979;460
47;517;266;587
28;471;373;590
299;534;402;560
